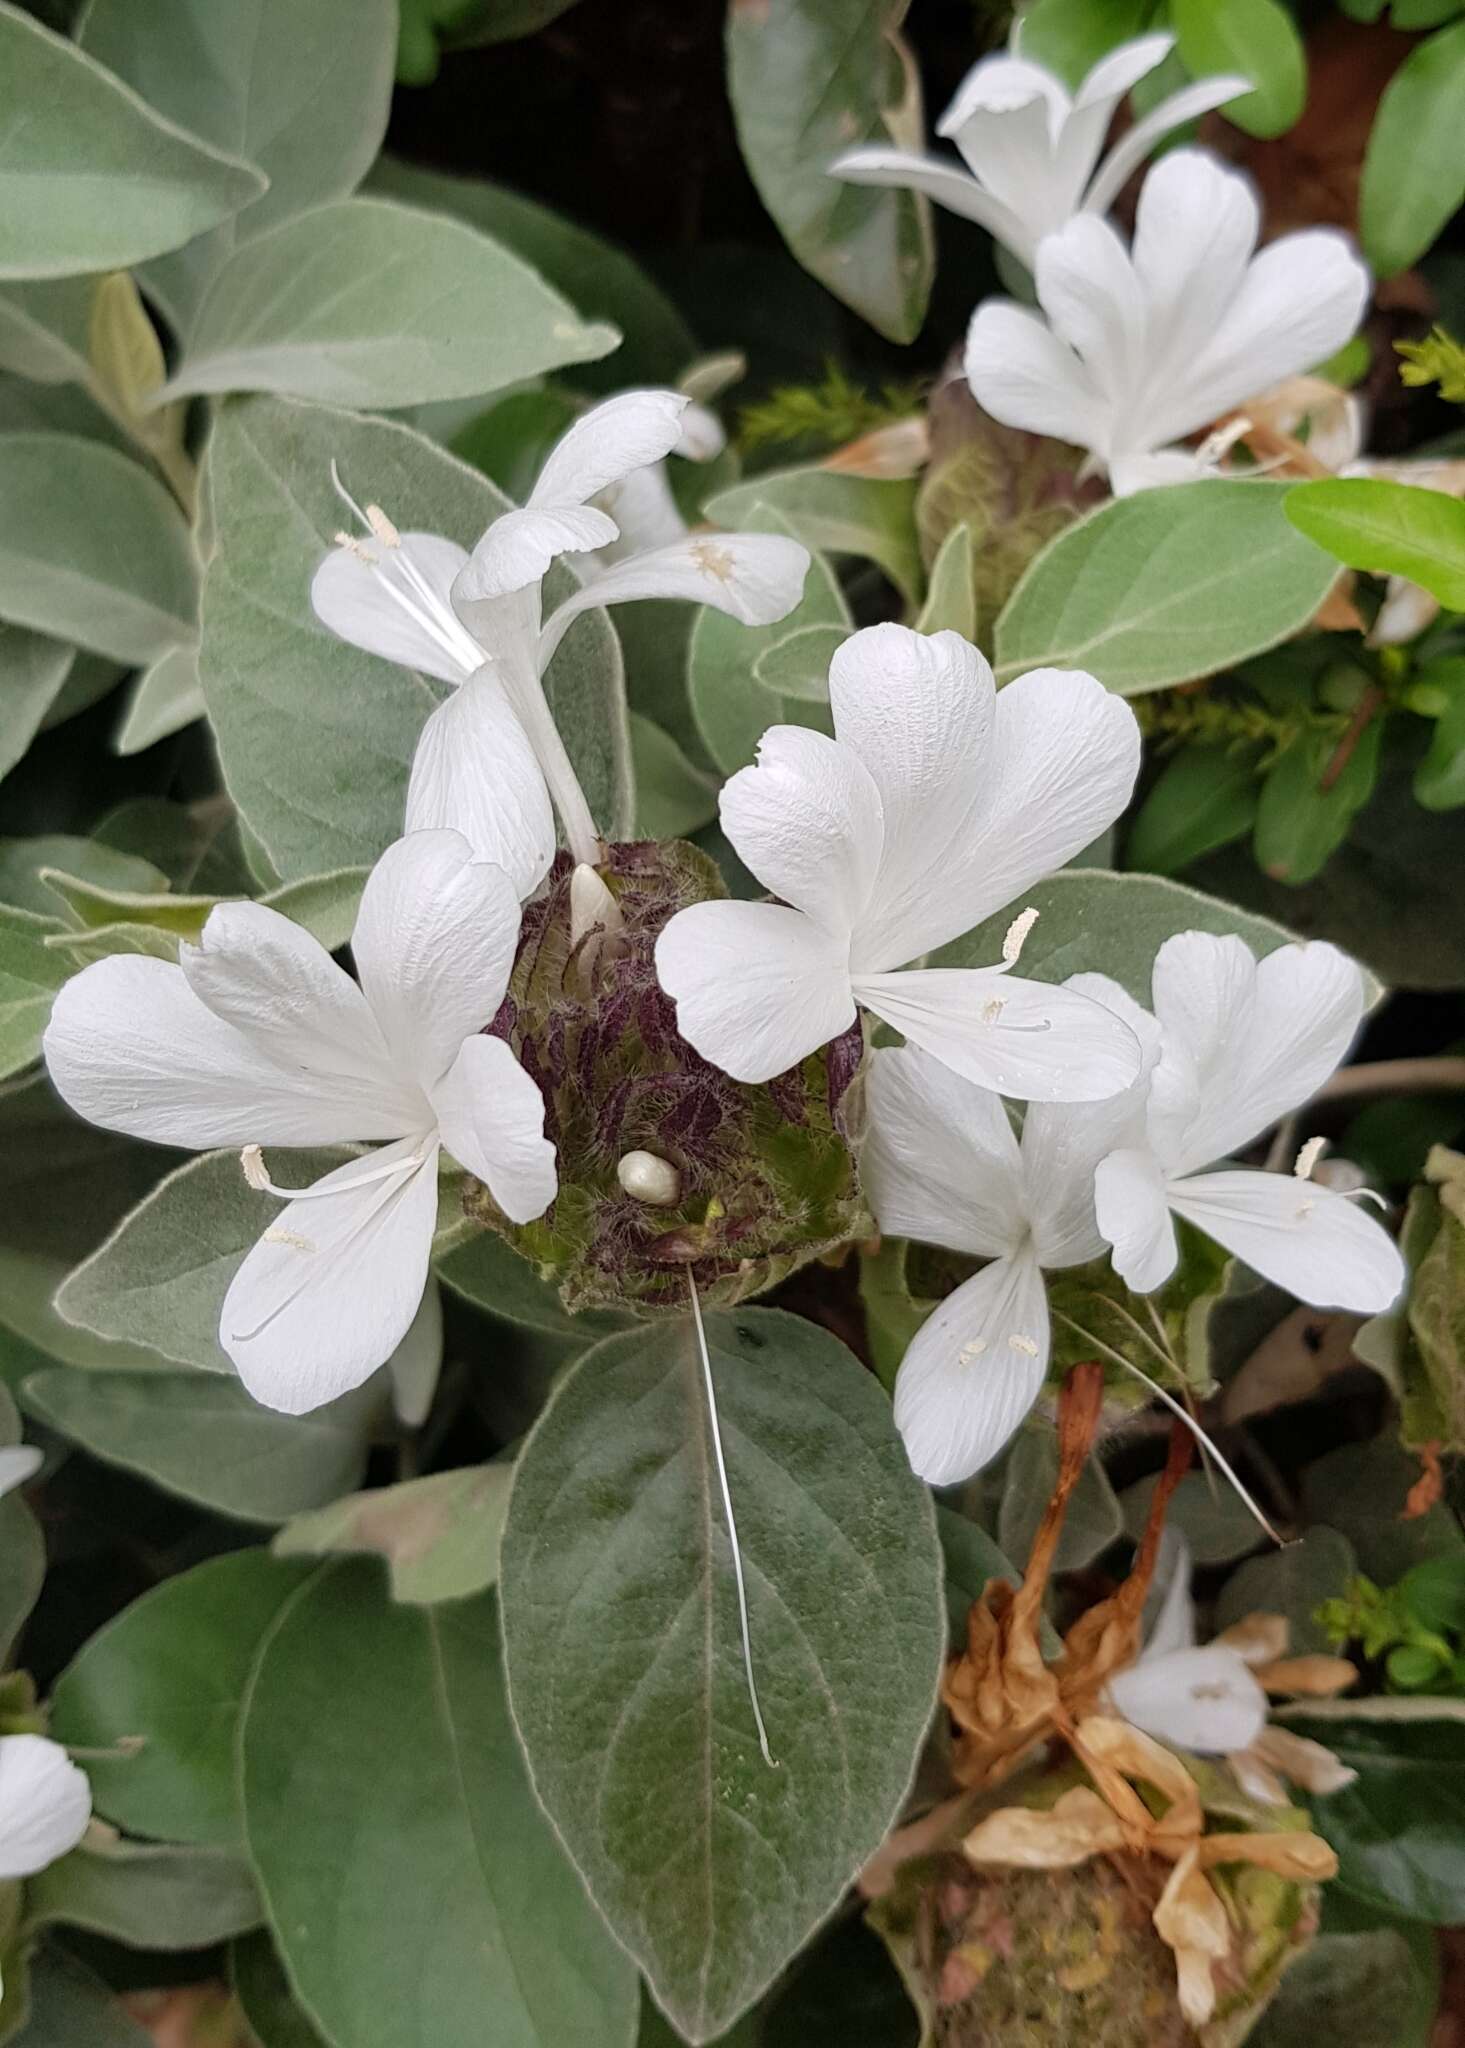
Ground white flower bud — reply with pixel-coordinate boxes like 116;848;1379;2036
616;1150;682;1208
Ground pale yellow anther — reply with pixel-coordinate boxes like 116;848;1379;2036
1002;905;1039;965
1293;1135;1327;1181
980;997;1006;1025
240;1144;270;1192
957;1337;988;1364
365;504;400;547
1008;1333;1039;1357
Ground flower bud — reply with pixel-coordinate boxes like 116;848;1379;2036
463;839;868;1313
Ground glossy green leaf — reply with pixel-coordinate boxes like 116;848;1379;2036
49;1549;313;1849
369;156;696;390
1172;0;1307;138
1286;476;1465;609
1360;19;1465;277
22;1369;375;1524
241;1563;639;2048
928;867;1340;1007
1253;717;1384;885
706;468;923;608
1125;744;1261;875
995;482;1337;695
1015;0;1147;87
273;1464;512;1605
201;395;630;879
499;1308;945;2042
80;0;396;332
0;3;265;282
1283;1710;1465;1922
1415;673;1465;809
0;435;197;666
163;199;617;407
725;0;932;343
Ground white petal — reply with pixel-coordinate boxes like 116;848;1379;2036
386;1279;443;1428
0;1735;91;1881
1065;971;1166;1070
180;901;400;1105
893;1250;1050;1485
962;667;1141;927
1076;31;1176;108
403;673;556;900
1085;75;1254;218
1109;448;1214;495
1108;1646;1268;1754
965;300;1107;453
1034;215;1145;406
590;462;690;563
351;831;523;1097
538;531;810;668
654;899;855;1084
829;148;1029;249
529;389;689;509
0;1445;41;1500
718;725;881;939
1021;1050;1151;1269
676;404;726;461
1144;1530;1198;1658
939;53;1068;137
940;59;1076;245
1149;934;1364;1173
456;505;619;604
828;624;996;968
45;955;412;1150
854;968;1141;1102
429;1033;556;1225
1167;1170;1406;1313
310;531;480;685
222;1139;439;1414
863;1044;1026;1260
1094;1145;1178;1292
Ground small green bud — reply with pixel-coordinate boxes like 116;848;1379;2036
1317;662;1370;713
463;840;869;1314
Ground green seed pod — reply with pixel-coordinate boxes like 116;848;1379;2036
462;839;869;1314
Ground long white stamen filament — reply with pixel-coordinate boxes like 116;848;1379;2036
328;460;486;677
686;1271;778;1769
229;1161;416;1345
239;1142;426;1203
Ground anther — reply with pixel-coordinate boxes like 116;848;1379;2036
1002;905;1039;965
1294;1135;1327;1181
366;504;400;547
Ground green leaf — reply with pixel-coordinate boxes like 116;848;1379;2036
498;1308;945;2042
751;621;850;703
1282;1711;1465;1922
706;467;923;608
690;508;846;776
0;435;197;666
56;1148;360;1374
162;198;617;408
0;906;70;1080
725;0;932;344
1360;19;1465;277
1249;1925;1436;2048
369;157;696;390
1172;0;1307;138
1015;0;1147;88
1119;1470;1261;1566
231;1931;329;2048
0;629;76;784
1253;718;1384;885
273;1463;512;1605
201;395;630;879
0;278;95;387
1214;1527;1358;1653
995;481;1337;695
25;1836;261;1949
114;646;205;755
11;1949;151;2048
914;523;977;638
240;1563;639;2048
928;866;1344;1007
1000;1431;1122;1573
0;3;265;282
21;1369;375;1524
79;0;396;333
49;1550;313;1850
1125;744;1261;875
1301;1439;1465;1584
937;1506;1021;1647
1286;476;1465;608
630;714;719;839
1415;671;1465;809
0;1385;42;1664
435;1224;631;1341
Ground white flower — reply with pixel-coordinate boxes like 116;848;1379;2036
655;623;1143;1098
585;399;727;566
1088;931;1405;1311
0;1735;91;1881
863;1037;1148;1483
833;32;1249;271
965;148;1370;495
312;390;808;881
1105;1535;1269;1754
43;832;555;1416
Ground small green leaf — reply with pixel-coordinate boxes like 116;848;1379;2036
240;1564;639;2048
48;1550;314;1849
0;1384;42;1663
25;1836;261;1950
0;3;265;281
163;199;618;408
1126;744;1261;875
914;523;977;639
725;0;933;344
996;482;1337;695
1015;0;1147;87
1253;719;1383;885
114;646;206;755
0;436;198;666
1361;19;1465;278
499;1308;945;2042
751;621;850;703
1214;1527;1358;1653
1172;0;1307;138
1287;477;1465;607
273;1463;512;1604
0;905;70;1082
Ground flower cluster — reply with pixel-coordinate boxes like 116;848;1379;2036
837;31;1369;495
